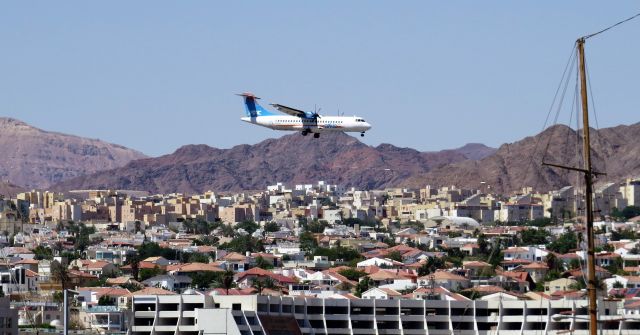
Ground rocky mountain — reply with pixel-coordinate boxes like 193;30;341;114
0;117;147;189
408;122;640;194
54;133;495;194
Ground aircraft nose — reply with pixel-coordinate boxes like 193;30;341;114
365;122;372;130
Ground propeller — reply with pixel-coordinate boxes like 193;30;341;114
307;105;322;121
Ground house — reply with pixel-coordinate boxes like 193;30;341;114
357;257;403;268
220;252;252;272
143;256;172;267
604;275;640;291
490;271;532;293
595;252;622;268
503;246;548;262
462;261;493;278
516;262;549;283
417;271;470;291
76;287;131;306
361;287;402;300
105;276;142;288
235;267;297;289
141;275;192;292
544;278;578;295
71;260;118;277
562;266;611;281
68;270;99;287
166;263;224;276
460;243;480;256
367;269;415;289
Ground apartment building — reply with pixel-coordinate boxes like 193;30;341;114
130;294;640;335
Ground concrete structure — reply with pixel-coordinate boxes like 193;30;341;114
130;294;640;335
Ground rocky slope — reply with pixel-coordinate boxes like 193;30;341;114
409;122;640;193
53;132;495;194
0;117;147;189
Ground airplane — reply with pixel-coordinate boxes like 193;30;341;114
238;92;372;138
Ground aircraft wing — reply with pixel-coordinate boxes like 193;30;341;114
270;104;307;118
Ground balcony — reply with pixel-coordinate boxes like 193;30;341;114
154;325;178;332
134;311;156;318
158;311;180;318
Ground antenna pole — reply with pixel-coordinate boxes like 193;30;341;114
577;37;598;335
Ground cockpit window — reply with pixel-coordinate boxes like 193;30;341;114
355;118;366;122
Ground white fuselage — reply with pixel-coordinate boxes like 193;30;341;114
241;115;372;134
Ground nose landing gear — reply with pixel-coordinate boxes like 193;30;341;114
314;133;320;138
360;132;365;137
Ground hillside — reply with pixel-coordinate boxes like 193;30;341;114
53;133;495;194
0;117;147;189
410;122;640;193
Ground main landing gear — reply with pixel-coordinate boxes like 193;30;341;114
301;130;320;138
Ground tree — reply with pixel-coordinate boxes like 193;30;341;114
139;266;164;281
417;257;446;276
336;282;353;292
477;234;489;255
189;271;220;289
569;258;581;270
547;230;578;254
299;232;317;254
306;220;330;234
98;295;115;306
622;206;640;220
33;246;54;260
219;235;263;254
220;270;235;295
338;268;366;281
386;251;403;262
51;260;71;290
183;252;210;264
313;246;363;262
520;228;550;245
252;277;277;295
545;253;561;272
126;254;141;281
355;277;374;297
263;222;280;233
613;281;624;288
255;256;274;269
235;221;259;234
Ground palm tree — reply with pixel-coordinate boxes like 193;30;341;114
545;252;560;272
252;277;277;295
51;260;71;290
212;270;235;295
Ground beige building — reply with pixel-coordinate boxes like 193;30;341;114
544;277;578;294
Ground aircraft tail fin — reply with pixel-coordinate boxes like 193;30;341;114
237;92;275;117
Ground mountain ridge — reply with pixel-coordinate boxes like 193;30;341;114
53;132;496;194
0;117;148;189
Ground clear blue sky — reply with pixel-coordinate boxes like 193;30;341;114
2;1;639;157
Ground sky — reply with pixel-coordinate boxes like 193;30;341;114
1;1;639;157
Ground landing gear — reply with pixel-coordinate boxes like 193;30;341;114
360;132;365;137
301;130;309;136
314;133;320;138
